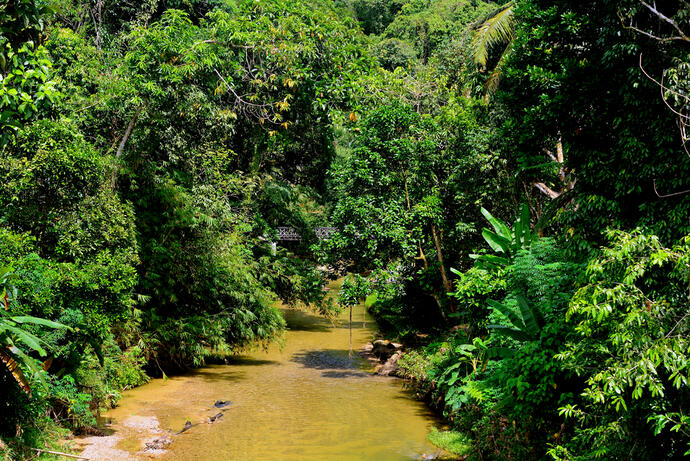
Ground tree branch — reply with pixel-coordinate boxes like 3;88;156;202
115;104;143;160
30;448;90;460
639;1;690;41
533;182;561;199
653;179;690;198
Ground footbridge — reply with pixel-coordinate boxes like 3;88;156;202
277;227;337;241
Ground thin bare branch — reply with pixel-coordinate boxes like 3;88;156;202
639;55;690;158
653;179;690;198
625;23;688;42
115;104;144;160
639;1;690;41
620;2;690;42
30;448;89;460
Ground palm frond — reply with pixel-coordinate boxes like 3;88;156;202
0;347;31;395
472;2;515;68
484;42;512;99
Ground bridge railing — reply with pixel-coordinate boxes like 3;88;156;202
276;227;337;241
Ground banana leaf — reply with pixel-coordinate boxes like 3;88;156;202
487;324;532;342
482;228;511;254
487;299;524;329
481;207;511;239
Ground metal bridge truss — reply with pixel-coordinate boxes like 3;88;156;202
276;227;336;241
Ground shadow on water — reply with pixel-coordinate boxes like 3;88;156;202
291;349;370;378
188;367;248;383
392;393;439;419
281;309;334;332
190;356;281;382
224;356;280;367
320;370;372;378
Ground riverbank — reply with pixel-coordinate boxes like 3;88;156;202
361;298;476;460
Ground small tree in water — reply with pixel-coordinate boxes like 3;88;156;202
338;275;371;356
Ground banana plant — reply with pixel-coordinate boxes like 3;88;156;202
1;266;18;309
471;203;538;269
487;294;544;343
0;267;69;396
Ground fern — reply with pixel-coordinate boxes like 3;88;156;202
463;379;487;403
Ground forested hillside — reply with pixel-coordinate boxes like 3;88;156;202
1;0;689;459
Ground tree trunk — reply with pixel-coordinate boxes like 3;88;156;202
431;223;456;313
111;104;144;189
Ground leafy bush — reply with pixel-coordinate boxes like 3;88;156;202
373;37;417;70
553;230;690;459
0;120;107;241
0;39;61;146
47;375;97;431
451;266;506;335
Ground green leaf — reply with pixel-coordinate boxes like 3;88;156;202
487;299;523;329
481;207;511;239
471;254;510;267
12;316;69;330
487;324;532;342
472;2;515;68
516;295;541;337
482;228;511;254
487;346;514;359
4;325;46;356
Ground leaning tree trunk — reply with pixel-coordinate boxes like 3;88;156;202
111;104;144;189
431;223;456;313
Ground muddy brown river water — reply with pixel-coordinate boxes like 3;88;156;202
81;281;446;460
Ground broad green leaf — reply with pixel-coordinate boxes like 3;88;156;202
487;299;523;329
482;228;511;254
487;324;531;342
471;254;510;267
516;295;541;337
481;207;511;239
12;316;69;329
4;325;45;356
487;346;514;359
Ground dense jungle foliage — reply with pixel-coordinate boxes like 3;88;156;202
0;0;689;459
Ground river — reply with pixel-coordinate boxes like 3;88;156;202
80;280;446;460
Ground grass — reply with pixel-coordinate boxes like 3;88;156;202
427;428;472;457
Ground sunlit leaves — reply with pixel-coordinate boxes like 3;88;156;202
557;229;690;457
0;40;60;147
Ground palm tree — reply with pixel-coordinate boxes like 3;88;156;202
471;1;515;98
0;267;68;396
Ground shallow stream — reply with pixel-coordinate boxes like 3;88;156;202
88;281;445;460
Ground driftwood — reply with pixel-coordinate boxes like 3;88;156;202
30;447;90;460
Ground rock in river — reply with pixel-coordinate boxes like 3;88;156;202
377;351;402;377
371;339;402;361
209;412;224;423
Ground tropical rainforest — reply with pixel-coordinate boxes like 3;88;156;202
1;0;689;459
